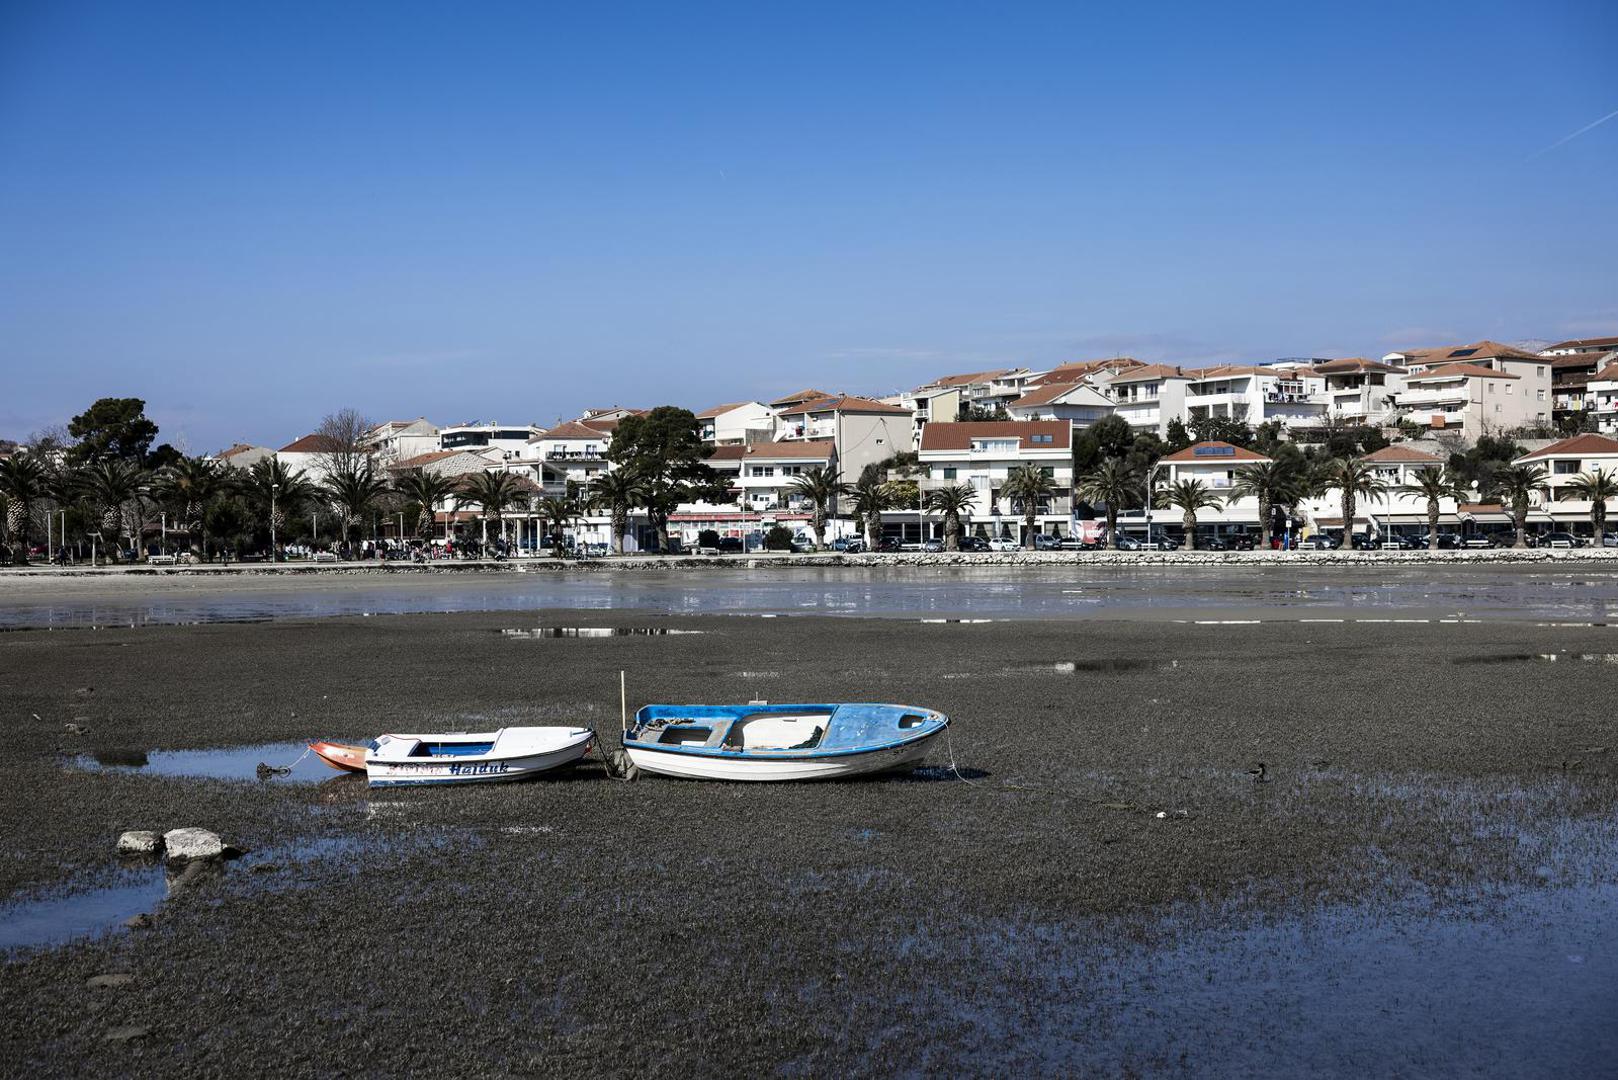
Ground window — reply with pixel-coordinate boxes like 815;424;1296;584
1554;460;1579;475
1506;384;1513;394
942;466;957;480
1538;389;1547;401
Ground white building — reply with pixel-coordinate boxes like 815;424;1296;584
917;421;1073;542
438;422;545;464
213;443;275;471
695;401;777;445
1586;359;1618;434
775;394;914;483
1104;365;1192;436
1537;336;1618;358
1004;381;1117;427
365;418;439;466
1515;434;1618;529
524;420;612;493
1182;365;1328;430
1395;363;1545;438
275;434;344;483
1308;359;1405;423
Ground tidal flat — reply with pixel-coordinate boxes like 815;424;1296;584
1;610;1615;1076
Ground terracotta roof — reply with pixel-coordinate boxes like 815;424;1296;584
1397;341;1543;364
1550;352;1612;370
392;450;465;470
1028;358;1144;385
1405;363;1519;382
1594;362;1618;383
695;402;752;419
217;443;263;459
768;388;830;407
1516;434;1618;461
1545;335;1618;352
1313;358;1401;375
778;394;911;417
923;368;1023;389
540;421;611;440
1158;441;1272;464
705;439;836;462
1106;364;1189;385
1008;381;1087;408
1187;364;1275;379
278;434;343;454
1361;446;1445;465
918;421;1071;452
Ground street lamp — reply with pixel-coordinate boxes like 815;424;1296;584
1141;462;1165;548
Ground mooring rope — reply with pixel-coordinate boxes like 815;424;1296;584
256;744;312;779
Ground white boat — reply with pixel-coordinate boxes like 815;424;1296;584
365;727;593;787
622;703;948;781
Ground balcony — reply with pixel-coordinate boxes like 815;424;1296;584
1185;392;1251;407
1397;387;1470;407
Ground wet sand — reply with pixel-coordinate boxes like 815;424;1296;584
2;611;1616;1075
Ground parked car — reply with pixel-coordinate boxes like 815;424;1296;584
922;539;945;553
958;536;990;553
1033;534;1062;551
1540;532;1584;549
987;537;1020;552
874;537;902;553
1114;535;1144;551
1351;534;1381;550
1460;535;1492;549
716;537;745;554
1414;532;1462;550
831;537;859;552
1301;534;1338;550
1604;533;1618;548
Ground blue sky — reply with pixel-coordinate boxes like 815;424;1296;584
2;0;1616;452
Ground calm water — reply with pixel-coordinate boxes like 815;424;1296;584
4;565;1618;629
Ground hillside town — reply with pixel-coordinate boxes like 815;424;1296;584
4;335;1618;561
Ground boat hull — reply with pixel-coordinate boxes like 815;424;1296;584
624;726;941;782
309;741;368;774
366;736;592;787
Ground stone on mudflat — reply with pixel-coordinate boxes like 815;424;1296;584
103;1025;151;1043
162;827;224;863
87;973;135;989
117;830;162;856
123;913;153;930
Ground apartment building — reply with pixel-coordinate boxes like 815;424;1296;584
438;422;544;463
1396;364;1545;438
364;418;439;466
1540;336;1618;357
1183;365;1328;430
912;369;1037;413
695;402;776;445
1026;358;1144;387
707;440;836;513
1515;434;1618;528
1588;360;1618;434
214;443;275;470
1004;381;1117;426
1308;359;1405;423
775;394;914;483
1104;365;1192;436
521;420;613;493
917;421;1073;541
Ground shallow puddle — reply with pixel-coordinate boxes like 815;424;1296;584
71;742;363;784
496;627;704;638
0;867;168;954
1452;652;1618;665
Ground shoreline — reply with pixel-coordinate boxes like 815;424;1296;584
6;545;1618;580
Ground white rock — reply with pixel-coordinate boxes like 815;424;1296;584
116;830;161;856
162;827;224;862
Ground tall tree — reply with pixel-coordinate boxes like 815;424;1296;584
314;408;376;479
66;398;160;466
789;465;853;551
1075;460;1143;548
535;494;579;556
0;455;50;564
152;456;230;554
1496;465;1549;548
1001;464;1056;549
244;458;316;541
1314;457;1390;550
586;470;646;555
1158;478;1224;551
848;476;895;549
605;407;724;552
456;470;529;549
1407;467;1465;551
1564;469;1618;546
392;469;461;541
322;465;392;546
923;483;978;552
75;459;149;558
1228;460;1303;549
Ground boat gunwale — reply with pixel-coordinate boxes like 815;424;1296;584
624;703;947;761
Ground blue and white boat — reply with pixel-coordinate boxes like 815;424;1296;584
622;703;948;781
365;727;593;787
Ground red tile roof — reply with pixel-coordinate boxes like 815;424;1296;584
1397;340;1543;363
541;421;611;439
768;388;830;407
923;368;1023;389
1361;445;1445;465
918;421;1071;452
392;450;466;470
1545;335;1618;351
778;394;911;417
1158;441;1272;463
1106;364;1188;384
695;402;751;419
705;439;836;462
1028;358;1143;385
1009;381;1085;408
1405;363;1519;382
1516;434;1618;461
278;434;343;454
1312;358;1401;375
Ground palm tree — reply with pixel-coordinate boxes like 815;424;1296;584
322;465;392;547
392;469;460;542
152;456;229;555
1314;457;1390;550
1407;466;1465;551
244;458;315;544
535;495;581;556
924;483;978;552
456;470;529;551
1001;464;1057;550
1227;460;1302;549
849;476;895;549
1075;459;1144;549
1563;468;1618;546
1496;464;1549;548
587;470;647;554
1157;478;1224;551
76;460;149;560
0;454;50;564
788;465;853;551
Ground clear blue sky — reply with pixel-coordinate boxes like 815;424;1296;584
3;0;1616;452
